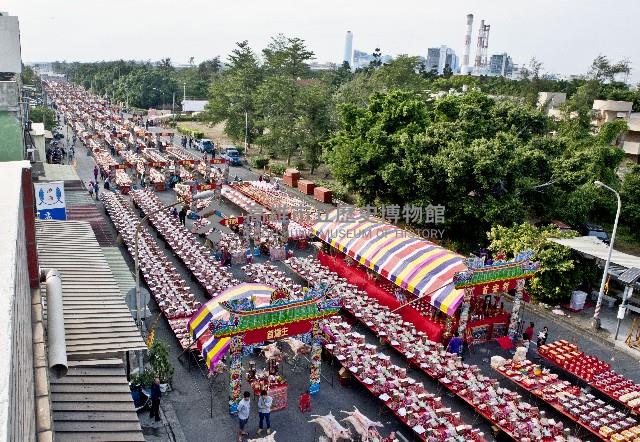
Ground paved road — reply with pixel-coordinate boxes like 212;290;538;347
67;133;634;442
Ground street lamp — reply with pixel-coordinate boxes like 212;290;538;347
591;180;622;329
133;190;214;372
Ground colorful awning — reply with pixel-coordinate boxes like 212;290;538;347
312;210;467;315
188;283;276;369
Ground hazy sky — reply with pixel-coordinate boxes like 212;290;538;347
6;0;640;81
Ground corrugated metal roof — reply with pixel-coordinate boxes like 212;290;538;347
65;190;95;207
36;220;146;359
549;236;640;270
66;205;116;246
50;358;144;442
102;247;136;297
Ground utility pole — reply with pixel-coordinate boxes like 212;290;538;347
244;111;249;152
172;92;176;124
183;82;186;103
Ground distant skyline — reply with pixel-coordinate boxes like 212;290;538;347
5;0;640;82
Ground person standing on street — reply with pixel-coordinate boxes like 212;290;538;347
237;391;251;440
149;377;162;422
178;206;187;226
446;332;464;359
257;389;273;436
93;181;100;200
524;322;535;341
93;164;99;182
537;326;549;347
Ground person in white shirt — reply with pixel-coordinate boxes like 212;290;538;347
237;391;251;439
257;389;273;435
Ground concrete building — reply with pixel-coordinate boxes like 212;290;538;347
0;160;147;442
343;31;353;67
622;115;640;161
538;92;567;109
28;122;50;163
592;100;633;126
352;50;392;70
537;92;571;120
352;50;371;70
488;53;513;77
309;62;338;71
0;161;39;442
425;46;459;75
181;99;208;114
0;12;25;162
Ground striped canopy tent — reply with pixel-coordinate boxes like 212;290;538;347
312;210;468;316
188;283;276;369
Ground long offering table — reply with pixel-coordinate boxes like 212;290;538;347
495;358;640;441
539;341;640;416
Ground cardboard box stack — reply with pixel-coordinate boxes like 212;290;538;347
283;169;300;187
314;186;332;203
297;179;315;195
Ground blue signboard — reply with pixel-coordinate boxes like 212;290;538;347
34;181;67;220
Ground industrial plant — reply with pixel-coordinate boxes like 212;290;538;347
342;13;516;77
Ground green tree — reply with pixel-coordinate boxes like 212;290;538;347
597;119;628;145
326;88;624;250
588;55;631;83
256;76;300;162
298;82;335;173
29;106;56;130
262;34;314;79
21;65;39;86
205;41;263;147
442;64;453;79
487;223;594;303
622;166;640;240
369;48;383;69
197;57;222;77
371;56;427;92
112;68;177;109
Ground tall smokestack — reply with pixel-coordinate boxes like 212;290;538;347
343;31;353;67
461;14;473;75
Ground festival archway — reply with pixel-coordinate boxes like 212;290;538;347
188;283;341;413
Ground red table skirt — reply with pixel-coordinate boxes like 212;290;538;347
318;252;444;342
268;383;288;411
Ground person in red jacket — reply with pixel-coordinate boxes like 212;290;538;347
524;322;535;341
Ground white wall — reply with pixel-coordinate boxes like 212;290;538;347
0;14;22;74
0;161;36;442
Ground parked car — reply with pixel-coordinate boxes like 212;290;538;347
222;147;242;166
197;139;215;154
582;222;609;243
